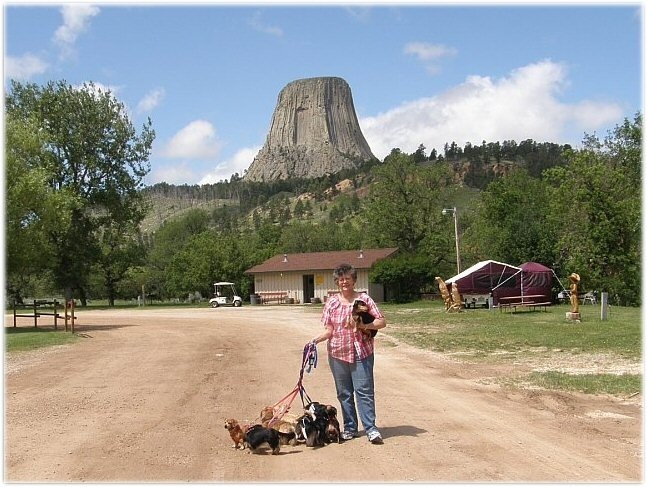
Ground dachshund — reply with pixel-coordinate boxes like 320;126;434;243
259;406;298;445
224;418;246;450
244;424;281;455
300;402;330;447
325;404;341;443
350;298;377;338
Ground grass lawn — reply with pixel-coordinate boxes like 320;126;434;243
378;300;641;396
380;301;640;357
5;326;80;352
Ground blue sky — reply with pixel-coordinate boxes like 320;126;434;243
4;3;643;186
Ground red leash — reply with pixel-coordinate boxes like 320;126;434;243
265;342;317;426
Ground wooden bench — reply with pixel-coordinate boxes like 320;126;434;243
258;292;288;304
498;295;551;313
524;302;552;311
500;302;551;312
498;301;522;312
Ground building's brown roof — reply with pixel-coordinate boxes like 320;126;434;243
245;248;399;274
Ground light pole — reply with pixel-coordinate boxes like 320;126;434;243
442;206;461;274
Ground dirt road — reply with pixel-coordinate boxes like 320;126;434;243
5;306;642;482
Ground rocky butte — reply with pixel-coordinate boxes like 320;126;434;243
243;77;377;182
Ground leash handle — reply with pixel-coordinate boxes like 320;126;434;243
303;342;317;374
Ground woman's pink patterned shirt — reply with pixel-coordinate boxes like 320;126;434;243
321;292;383;363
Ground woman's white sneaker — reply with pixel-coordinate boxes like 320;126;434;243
341;431;358;441
367;430;383;444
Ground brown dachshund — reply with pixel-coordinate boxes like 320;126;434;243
224;418;246;450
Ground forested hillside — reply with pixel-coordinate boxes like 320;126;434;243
141;138;569;233
7;81;640;309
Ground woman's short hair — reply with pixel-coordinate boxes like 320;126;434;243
333;263;357;282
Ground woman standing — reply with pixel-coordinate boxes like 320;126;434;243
311;263;386;444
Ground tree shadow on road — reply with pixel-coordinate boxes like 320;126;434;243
73;323;136;331
65;323;137;337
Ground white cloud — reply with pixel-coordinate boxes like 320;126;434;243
149;161;198;186
148;145;259;185
5;54;48;81
199;146;261;185
53;4;100;59
248;11;283;37
360;59;623;159
404;42;457;61
404;42;457;76
136;88;165;115
568;100;625;129
161;120;223;159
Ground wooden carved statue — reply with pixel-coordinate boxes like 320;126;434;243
569;273;580;314
436;276;462;312
435;277;453;311
450;285;463;311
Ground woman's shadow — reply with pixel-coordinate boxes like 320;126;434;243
380;425;427;439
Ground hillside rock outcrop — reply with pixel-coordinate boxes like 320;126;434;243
244;77;376;181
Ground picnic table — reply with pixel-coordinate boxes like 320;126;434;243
498;295;551;312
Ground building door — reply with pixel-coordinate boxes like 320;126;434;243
303;274;315;303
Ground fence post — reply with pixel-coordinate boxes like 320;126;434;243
65;299;76;333
33;300;38;328
53;300;58;330
600;292;609;321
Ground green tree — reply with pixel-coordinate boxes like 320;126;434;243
93;221;147;306
278;220;362;253
363;149;453;252
293;199;305;219
603;112;641;182
6;80;154;304
5;112;78;302
370;252;437;302
166;232;223;298
413;144;427;163
544;114;641;305
145;208;210;299
468;167;557;266
165;230;259;300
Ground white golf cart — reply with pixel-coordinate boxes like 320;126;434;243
209;282;243;308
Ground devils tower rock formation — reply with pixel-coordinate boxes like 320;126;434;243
244;77;376;181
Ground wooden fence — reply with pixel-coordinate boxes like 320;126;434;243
12;299;77;332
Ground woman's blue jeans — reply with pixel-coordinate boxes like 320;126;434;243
328;353;378;435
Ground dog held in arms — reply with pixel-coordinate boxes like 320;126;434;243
348;298;377;338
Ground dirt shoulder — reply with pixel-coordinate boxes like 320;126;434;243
4;307;642;482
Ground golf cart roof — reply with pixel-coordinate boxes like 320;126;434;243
214;281;234;286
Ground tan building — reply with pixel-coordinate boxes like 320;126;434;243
245;248;398;304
